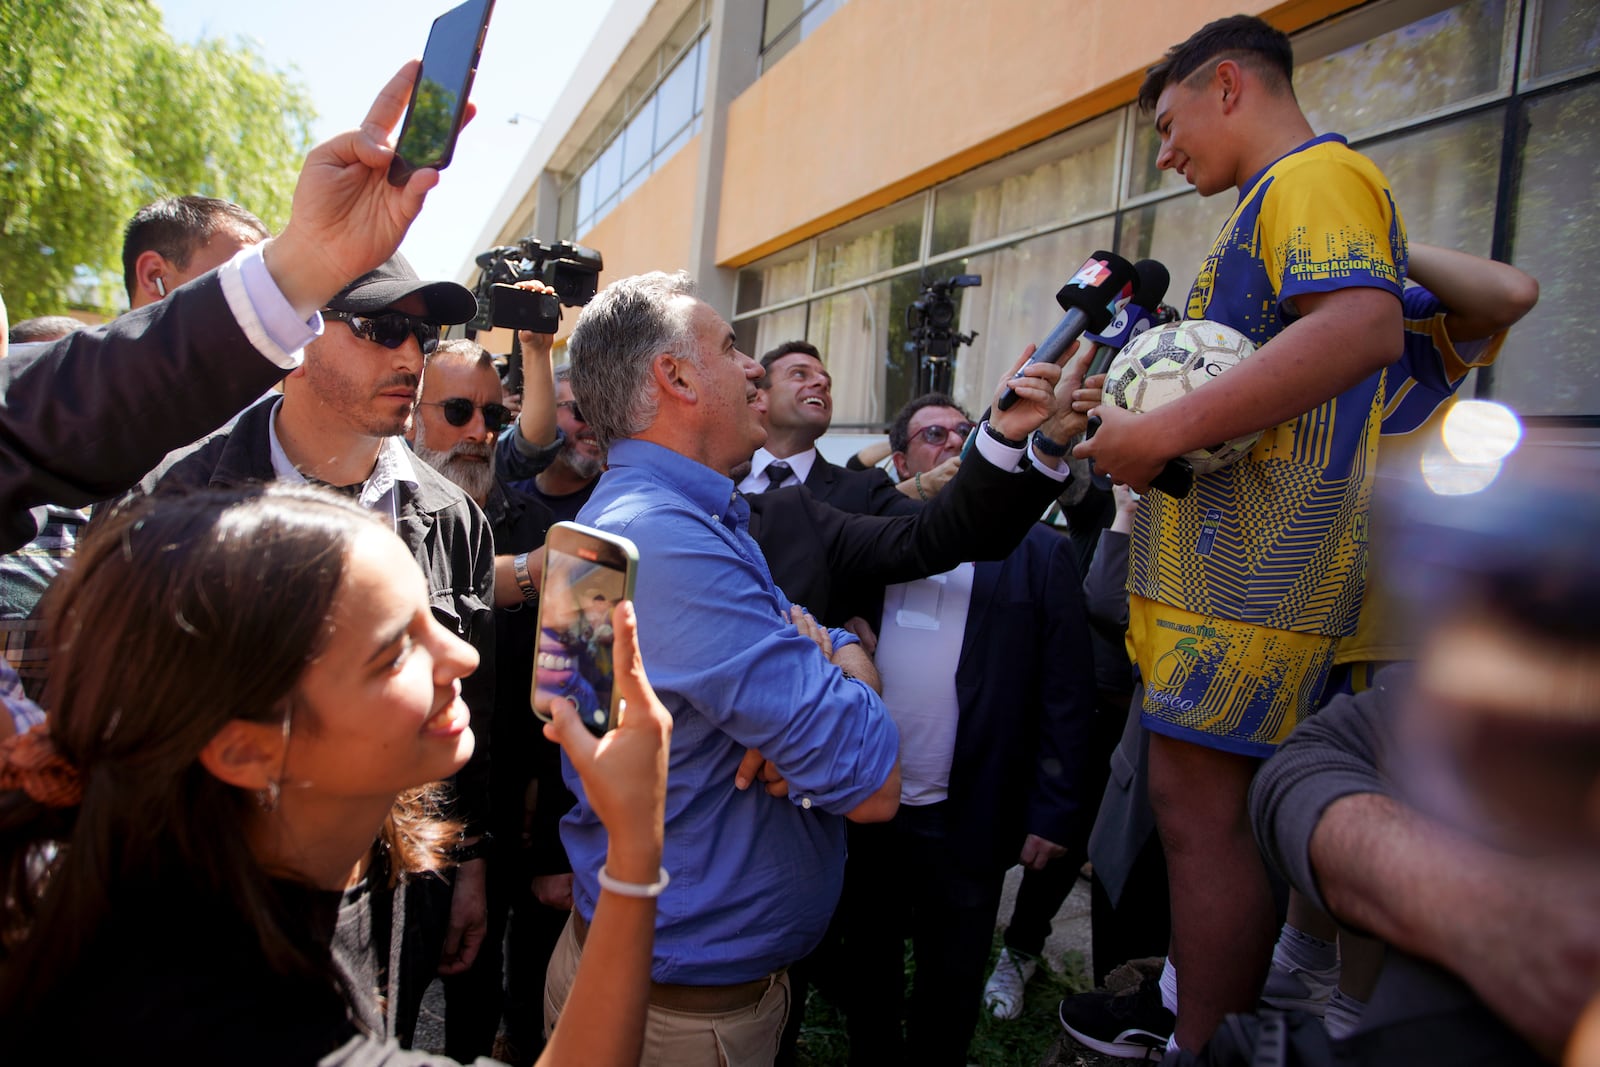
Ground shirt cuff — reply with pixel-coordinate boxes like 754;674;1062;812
220;243;320;370
1026;441;1072;483
826;628;861;652
973;420;1027;472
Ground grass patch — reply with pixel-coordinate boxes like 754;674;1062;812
793;930;1100;1066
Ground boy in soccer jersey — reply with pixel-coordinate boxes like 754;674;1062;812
1073;15;1407;1053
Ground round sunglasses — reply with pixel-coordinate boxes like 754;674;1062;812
419;398;514;433
912;421;975;446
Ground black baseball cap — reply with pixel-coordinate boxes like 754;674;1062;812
326;253;477;325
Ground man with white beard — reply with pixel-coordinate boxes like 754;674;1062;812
410;339;512;508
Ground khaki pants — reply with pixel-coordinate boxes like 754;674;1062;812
544;913;791;1067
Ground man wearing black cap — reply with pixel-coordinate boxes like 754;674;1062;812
146;253;497;1042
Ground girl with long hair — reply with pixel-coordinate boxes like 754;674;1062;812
0;485;668;1065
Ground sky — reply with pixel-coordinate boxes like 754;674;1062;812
155;0;616;282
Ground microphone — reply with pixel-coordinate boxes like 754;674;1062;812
995;251;1137;411
1085;259;1170;377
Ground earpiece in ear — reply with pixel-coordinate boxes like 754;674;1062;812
155;277;167;297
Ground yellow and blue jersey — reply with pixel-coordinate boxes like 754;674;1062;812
1129;134;1407;638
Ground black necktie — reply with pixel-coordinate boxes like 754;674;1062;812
763;460;793;493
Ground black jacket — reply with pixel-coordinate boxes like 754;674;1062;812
0;270;289;552
145;398;497;832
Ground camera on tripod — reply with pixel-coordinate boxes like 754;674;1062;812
905;273;981;394
470;239;605;334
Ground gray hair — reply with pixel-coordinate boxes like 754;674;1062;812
567;271;698;449
427;337;497;374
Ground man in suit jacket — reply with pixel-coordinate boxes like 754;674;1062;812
737;340;915;516
838;393;1099;1067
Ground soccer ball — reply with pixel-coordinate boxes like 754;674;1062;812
1103;319;1260;475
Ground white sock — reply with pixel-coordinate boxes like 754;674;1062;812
1272;923;1339;975
1324;987;1366;1039
1159;957;1179;1015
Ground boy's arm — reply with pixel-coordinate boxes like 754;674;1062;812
1077;285;1401;491
1406;243;1539;343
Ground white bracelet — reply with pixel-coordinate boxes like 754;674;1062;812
597;864;671;898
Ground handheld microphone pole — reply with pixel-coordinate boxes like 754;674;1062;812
994;251;1138;411
1084;259;1171;378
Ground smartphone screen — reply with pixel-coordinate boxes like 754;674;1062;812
533;523;639;736
388;0;495;186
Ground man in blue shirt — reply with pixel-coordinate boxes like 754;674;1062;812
542;270;1066;1066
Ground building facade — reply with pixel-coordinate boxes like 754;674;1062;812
467;0;1598;435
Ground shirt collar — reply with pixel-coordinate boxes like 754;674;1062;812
608;438;740;522
750;446;817;488
1238;133;1348;203
267;395;420;508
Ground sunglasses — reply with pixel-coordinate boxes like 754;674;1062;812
555;399;587;423
323;309;440;351
913;421;975;447
419;398;514;433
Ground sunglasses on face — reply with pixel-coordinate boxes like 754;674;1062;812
913;421;975;447
323;309;440;351
555;400;587;423
420;398;514;433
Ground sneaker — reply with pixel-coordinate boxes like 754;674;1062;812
1058;975;1173;1060
983;948;1038;1020
1261;961;1340;1016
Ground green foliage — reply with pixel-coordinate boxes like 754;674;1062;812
0;0;315;318
396;77;460;168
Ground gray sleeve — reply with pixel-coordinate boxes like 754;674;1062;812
1082;529;1130;633
1248;671;1403;913
493;424;564;485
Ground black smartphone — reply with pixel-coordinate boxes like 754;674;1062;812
387;0;495;187
491;284;562;333
532;523;640;737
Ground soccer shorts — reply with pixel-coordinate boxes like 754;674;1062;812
1128;595;1337;758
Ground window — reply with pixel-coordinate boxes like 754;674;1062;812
761;0;847;71
1521;0;1600;86
1296;0;1513;140
1498;80;1600;416
560;8;709;240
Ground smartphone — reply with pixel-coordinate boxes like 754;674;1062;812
532;522;639;736
387;0;496;187
491;283;561;333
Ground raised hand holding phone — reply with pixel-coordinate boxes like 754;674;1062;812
387;0;495;186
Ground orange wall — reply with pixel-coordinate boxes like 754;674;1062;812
716;0;1361;266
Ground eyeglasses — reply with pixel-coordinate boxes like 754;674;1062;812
913;421;975;447
323;309;440;351
555;400;586;423
419;398;514;433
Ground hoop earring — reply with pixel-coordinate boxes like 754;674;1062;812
256;779;281;813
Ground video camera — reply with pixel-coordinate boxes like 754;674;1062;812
469;238;605;334
905;273;981;394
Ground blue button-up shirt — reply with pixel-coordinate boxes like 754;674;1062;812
563;438;900;984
